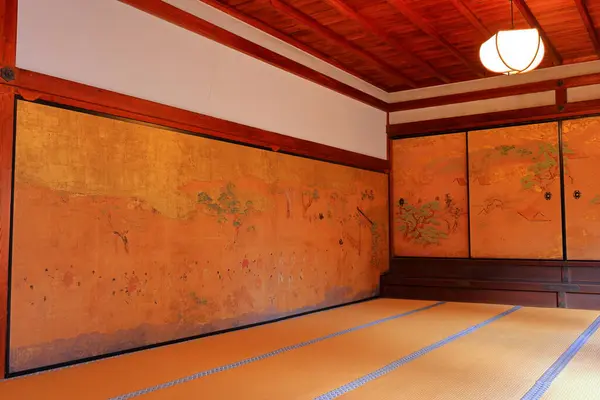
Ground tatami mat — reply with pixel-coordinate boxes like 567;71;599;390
329;307;599;400
0;299;433;399
0;299;599;400
136;302;511;399
541;320;600;400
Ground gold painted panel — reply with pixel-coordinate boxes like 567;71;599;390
469;123;563;259
563;117;600;260
9;100;389;372
392;134;469;257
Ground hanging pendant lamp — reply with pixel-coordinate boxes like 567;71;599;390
479;0;545;75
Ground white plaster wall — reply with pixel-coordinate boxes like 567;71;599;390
389;91;555;124
164;0;387;101
15;0;387;159
568;84;600;103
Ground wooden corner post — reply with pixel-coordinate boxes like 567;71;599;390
0;0;17;379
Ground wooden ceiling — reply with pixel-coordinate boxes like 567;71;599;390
201;0;600;91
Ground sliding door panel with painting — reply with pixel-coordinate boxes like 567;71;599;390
563;117;600;260
392;134;469;257
469;123;563;259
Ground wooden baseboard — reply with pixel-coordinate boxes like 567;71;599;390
381;258;600;310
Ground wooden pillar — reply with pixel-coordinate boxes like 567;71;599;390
386;135;394;263
0;85;14;378
0;0;17;379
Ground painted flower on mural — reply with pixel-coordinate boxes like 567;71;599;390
396;193;462;246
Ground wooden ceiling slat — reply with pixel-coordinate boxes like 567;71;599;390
270;0;417;88
449;0;492;39
574;0;600;56
321;0;451;84
513;0;563;65
191;0;600;91
385;0;486;78
198;0;389;90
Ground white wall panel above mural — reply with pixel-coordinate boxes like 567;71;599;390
16;0;387;159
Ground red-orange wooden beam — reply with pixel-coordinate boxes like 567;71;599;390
388;72;600;112
270;0;417;88
120;0;387;110
513;0;563;65
197;0;387;91
0;0;16;66
385;0;485;78
0;0;16;379
574;0;600;56
321;0;450;84
449;0;491;39
0;85;13;380
555;87;567;110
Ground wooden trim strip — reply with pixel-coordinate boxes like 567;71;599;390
389;257;600;268
556;88;567;109
1;67;388;173
388;73;600;112
0;85;14;378
387;98;600;137
388;278;595;294
0;0;16;66
118;0;388;110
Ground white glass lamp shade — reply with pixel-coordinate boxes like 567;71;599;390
479;28;545;75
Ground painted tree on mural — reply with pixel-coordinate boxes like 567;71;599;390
396;193;462;246
197;182;255;229
493;142;576;191
302;188;320;216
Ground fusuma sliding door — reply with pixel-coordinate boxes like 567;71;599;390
469;123;563;259
392;134;469;257
562;117;600;260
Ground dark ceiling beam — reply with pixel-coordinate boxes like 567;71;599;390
270;0;417;88
513;0;563;65
385;0;486;78
321;0;450;84
449;0;491;39
574;0;600;56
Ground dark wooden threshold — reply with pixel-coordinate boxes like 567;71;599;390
381;257;600;310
